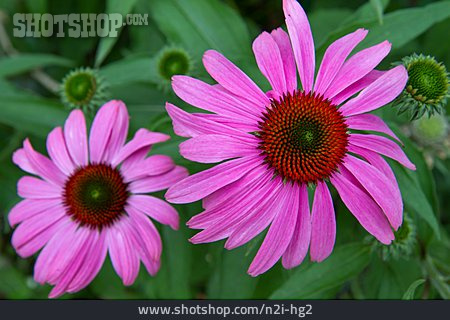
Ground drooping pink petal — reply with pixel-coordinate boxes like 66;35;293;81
253;31;287;96
46;127;75;175
324;41;391;99
190;174;279;244
121;154;175;182
48;230;97;298
349;134;415;170
342;155;403;230
8;198;61;227
247;182;298;276
331;70;385;105
166;103;251;139
345;114;402;144
102;101;130;163
129;195;179;230
330;171;394;244
180;134;258;164
129;166;188;194
11;208;66;257
107;218;140;286
310;181;336;262
166;156;259;204
270;27;297;94
22;139;66;186
314;28;368;96
198;113;259;133
119;147;151;177
282;184;311;269
126;205;162;263
172;76;261;121
283;0;315;93
224;180;287;249
111;129;170;167
66;230;107;293
339;66;408;116
64;109;88;167
202;50;270;108
18;176;62;199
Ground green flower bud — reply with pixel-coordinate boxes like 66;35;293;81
156;46;193;87
412;114;448;146
394;54;449;120
60;67;109;112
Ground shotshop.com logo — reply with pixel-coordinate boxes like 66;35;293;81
13;13;148;38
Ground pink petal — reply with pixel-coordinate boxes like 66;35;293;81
18;176;62;199
203;50;270;108
121;154;175;182
8;198;61;227
165;156;258;204
283;0;315;93
330;171;394;244
119;147;150;175
270;28;297;94
314;28;368;96
224;180;286;249
13;149;36;175
331;70;385;105
349;134;415;170
345;114;402;143
111;129;170;167
102;102;129;162
253;31;287;96
172;76;261;121
342;155;403;230
129;166;188;194
166;103;250;138
48;229;96;298
180;134;257;164
129;195;179;230
339;66;408;116
282;184;311;269
46;127;75;175
11;208;66;257
67;230;107;293
89;100;122;164
324;40;391;99
22;139;66;186
247;182;298;276
64;109;88;167
198;113;259;133
107;219;140;286
190;174;278;244
310;181;336;262
126;205;162;263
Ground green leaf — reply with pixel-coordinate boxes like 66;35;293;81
402;279;425;300
361;1;450;49
99;56;158;86
270;243;371;299
370;0;385;25
0;54;74;77
390;162;440;239
148;0;251;59
0;95;68;137
94;0;139;67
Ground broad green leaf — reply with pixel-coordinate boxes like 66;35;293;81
370;0;385;25
94;0;139;67
402;279;425;300
147;0;251;59
309;9;353;47
99;56;158;86
390;162;440;239
0;259;32;299
0;54;74;77
0;95;68;137
270;243;371;299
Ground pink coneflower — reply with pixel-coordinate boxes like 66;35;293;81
9;100;188;298
165;0;415;276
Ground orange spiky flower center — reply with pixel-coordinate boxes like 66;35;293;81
258;91;348;184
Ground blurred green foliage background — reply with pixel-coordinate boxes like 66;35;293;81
0;0;449;299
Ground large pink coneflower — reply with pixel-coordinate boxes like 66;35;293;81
166;0;415;276
9;100;188;298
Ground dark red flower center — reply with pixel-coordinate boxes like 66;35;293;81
258;91;348;184
63;163;128;229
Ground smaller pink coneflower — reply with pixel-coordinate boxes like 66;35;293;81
9;100;188;298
